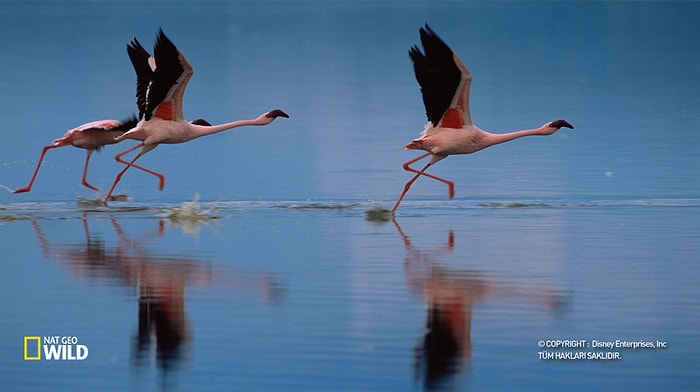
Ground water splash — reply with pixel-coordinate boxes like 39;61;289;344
166;194;219;234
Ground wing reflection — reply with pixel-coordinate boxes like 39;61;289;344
393;219;568;390
30;213;286;385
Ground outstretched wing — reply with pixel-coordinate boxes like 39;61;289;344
410;24;472;129
144;29;193;122
127;37;153;120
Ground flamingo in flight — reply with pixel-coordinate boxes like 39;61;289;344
391;25;573;213
103;29;288;203
14;115;141;194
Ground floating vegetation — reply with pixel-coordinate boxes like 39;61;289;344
77;194;128;207
275;202;361;210
477;202;553;208
108;194;129;202
77;195;104;207
0;214;19;222
364;206;393;223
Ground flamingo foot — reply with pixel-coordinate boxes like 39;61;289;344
82;183;102;193
448;183;455;198
14;187;30;194
158;177;165;191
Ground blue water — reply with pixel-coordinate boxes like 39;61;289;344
1;1;699;391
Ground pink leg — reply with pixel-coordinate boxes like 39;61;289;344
103;143;164;204
14;145;59;193
80;150;101;192
113;143;165;190
104;146;143;204
391;153;455;213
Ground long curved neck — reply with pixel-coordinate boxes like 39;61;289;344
190;118;267;138
484;126;552;147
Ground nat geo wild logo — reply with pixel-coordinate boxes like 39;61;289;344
24;336;89;361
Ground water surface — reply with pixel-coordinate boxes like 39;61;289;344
1;1;699;391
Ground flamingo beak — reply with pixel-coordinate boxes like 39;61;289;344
267;109;289;119
550;119;574;129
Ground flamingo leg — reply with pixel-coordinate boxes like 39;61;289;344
104;146;143;204
391;152;455;213
14;145;60;193
80;150;101;192
113;143;165;190
103;143;164;204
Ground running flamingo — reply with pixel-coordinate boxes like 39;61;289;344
104;29;288;203
392;25;573;213
14;115;138;194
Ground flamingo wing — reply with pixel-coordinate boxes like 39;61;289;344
410;24;472;129
144;29;193;122
75;114;139;134
127;37;153;120
64;114;139;151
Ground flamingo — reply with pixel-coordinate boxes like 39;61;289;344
103;29;289;203
392;25;573;213
14;115;141;194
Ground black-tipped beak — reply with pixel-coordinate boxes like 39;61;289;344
551;119;574;129
267;109;289;118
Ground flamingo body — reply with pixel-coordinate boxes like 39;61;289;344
14;115;137;193
55;120;128;150
104;29;288;203
392;25;573;213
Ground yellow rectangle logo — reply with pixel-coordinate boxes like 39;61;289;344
24;336;41;360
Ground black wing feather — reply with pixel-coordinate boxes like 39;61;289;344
127;37;153;120
144;29;185;120
410;24;462;126
115;114;139;132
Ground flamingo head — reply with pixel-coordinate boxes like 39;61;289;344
266;109;289;119
538;119;574;135
254;109;289;125
549;119;574;129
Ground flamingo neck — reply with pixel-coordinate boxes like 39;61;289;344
484;126;551;147
189;118;268;138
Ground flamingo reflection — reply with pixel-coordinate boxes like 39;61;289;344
31;214;286;381
393;220;567;390
31;215;203;373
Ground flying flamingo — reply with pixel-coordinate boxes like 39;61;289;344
14;115;141;194
103;29;289;203
391;25;573;213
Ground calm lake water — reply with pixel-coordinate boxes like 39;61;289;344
1;1;699;391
